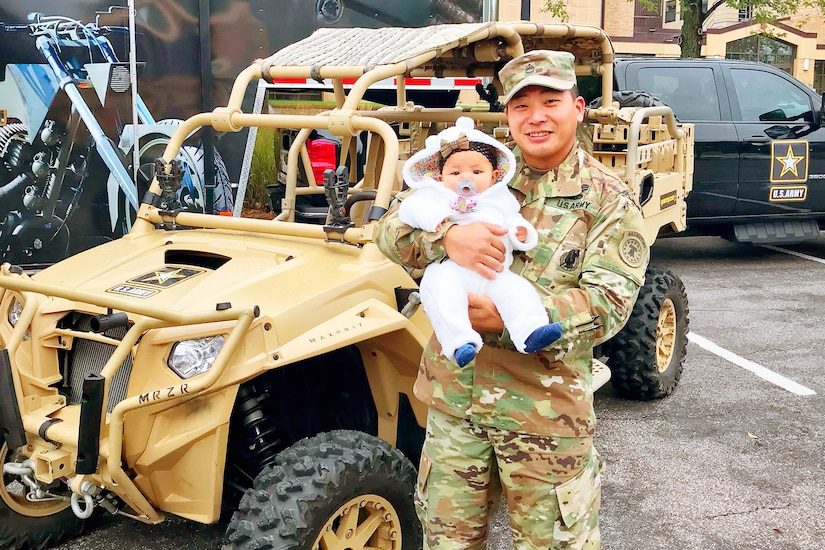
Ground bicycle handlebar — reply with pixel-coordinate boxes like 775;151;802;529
2;13;126;38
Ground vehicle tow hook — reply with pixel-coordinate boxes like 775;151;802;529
3;459;63;502
69;478;100;519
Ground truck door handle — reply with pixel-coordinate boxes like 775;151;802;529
743;136;771;145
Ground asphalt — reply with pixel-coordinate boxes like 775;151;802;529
52;233;825;549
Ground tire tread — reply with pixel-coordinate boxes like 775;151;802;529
224;430;420;550
604;266;689;400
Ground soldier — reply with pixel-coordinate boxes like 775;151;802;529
376;49;650;549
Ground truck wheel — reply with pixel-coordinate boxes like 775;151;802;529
603;266;689;400
225;430;421;550
0;443;88;550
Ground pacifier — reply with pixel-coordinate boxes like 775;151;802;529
456;179;477;197
449;179;478;214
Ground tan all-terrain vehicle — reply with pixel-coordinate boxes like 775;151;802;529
0;21;693;550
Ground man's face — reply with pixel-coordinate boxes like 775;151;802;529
504;86;585;171
438;150;498;195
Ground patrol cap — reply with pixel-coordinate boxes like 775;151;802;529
499;50;577;105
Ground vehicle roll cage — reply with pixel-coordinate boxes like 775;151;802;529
137;21;685;245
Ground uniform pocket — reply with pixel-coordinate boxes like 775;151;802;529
521;212;584;287
414;449;432;516
554;452;601;528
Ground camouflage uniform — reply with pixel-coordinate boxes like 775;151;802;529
375;53;649;549
416;408;601;549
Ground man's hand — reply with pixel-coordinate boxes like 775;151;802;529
468;293;504;333
442;222;507;279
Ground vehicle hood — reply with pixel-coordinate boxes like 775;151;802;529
32;228;386;317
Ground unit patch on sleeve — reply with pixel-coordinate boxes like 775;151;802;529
619;231;646;268
770;140;808;183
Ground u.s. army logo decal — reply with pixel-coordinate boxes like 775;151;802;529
129;266;204;288
619;231;646;268
770;140;808;183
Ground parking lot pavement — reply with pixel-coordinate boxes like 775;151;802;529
55;234;825;550
488;234;825;550
595;235;825;550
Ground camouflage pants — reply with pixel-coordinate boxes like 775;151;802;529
415;407;602;550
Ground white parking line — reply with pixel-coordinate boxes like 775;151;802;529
688;332;817;396
761;244;825;265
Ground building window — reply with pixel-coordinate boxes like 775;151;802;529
738;5;754;21
664;0;677;23
635;1;662;31
815;61;825;94
726;34;795;74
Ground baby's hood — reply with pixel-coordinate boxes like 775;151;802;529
402;116;516;189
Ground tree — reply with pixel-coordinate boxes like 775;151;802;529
542;0;825;58
673;0;825;58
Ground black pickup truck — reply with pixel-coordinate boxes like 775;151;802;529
584;58;825;244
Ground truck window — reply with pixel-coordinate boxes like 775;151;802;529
636;67;721;121
729;68;811;122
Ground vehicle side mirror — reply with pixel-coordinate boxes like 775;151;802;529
758;108;786;122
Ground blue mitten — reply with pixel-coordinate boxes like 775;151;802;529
454;343;478;368
523;323;563;353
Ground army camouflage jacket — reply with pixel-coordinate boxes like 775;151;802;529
376;144;649;438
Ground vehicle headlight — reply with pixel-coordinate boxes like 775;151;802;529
6;298;31;341
167;335;225;379
8;297;22;327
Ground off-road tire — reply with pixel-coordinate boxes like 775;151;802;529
174;145;235;214
120;141;234;232
0;443;88;549
224;430;421;550
212;148;235;214
603;266;688;400
154;119;235;214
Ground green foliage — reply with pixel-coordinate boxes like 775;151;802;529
636;0;660;13
541;0;571;21
246;126;277;208
541;0;825;59
679;0;825;57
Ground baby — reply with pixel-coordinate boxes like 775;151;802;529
399;117;562;367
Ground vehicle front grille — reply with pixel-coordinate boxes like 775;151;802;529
59;315;133;413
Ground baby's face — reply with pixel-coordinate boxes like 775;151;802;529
438;150;499;195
